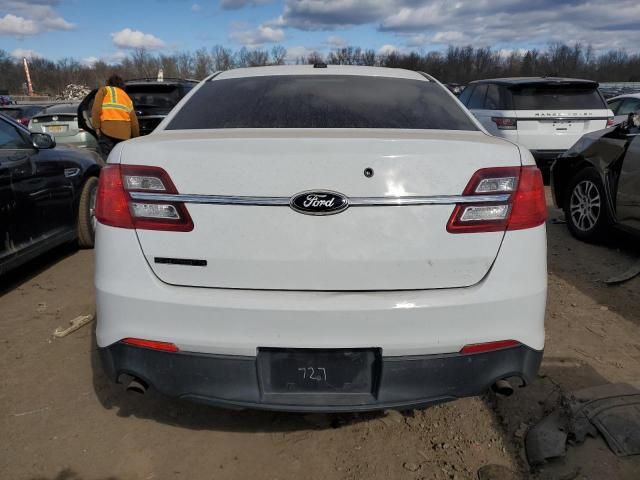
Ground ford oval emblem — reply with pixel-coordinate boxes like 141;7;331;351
290;190;349;216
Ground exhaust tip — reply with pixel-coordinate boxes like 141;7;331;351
492;379;514;397
126;378;148;395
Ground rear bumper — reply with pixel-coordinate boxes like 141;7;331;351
100;342;542;412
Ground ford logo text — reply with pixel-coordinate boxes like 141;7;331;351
290;190;349;216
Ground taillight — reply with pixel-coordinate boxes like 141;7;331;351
95;164;193;232
606;117;615;127
122;338;179;352
460;339;520;354
491;117;517;130
447;166;546;234
18;117;29;126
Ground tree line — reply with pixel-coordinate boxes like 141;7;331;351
1;43;638;96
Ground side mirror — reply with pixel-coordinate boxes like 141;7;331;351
31;132;56;149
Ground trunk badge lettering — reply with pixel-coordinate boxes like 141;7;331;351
290;190;349;216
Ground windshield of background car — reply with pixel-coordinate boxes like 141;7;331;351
126;85;183;110
41;104;77;114
510;85;605;110
167;75;478;130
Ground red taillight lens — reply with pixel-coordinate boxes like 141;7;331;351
460;339;520;354
491;117;517;130
96;164;193;232
18;117;29;126
606;117;615;127
122;338;179;352
507;166;547;231
447;166;546;234
96;165;133;228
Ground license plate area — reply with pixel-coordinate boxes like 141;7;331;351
46;125;67;133
258;348;381;406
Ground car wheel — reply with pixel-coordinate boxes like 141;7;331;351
77;176;99;248
564;167;611;242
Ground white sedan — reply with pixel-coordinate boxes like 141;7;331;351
94;65;547;412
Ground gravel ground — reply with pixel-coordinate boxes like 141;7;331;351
1;194;639;480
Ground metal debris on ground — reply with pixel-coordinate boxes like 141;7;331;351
526;383;640;466
58;84;91;101
605;259;640;285
53;314;94;338
525;410;567;465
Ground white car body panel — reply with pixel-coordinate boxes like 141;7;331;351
95;224;546;356
121;130;521;290
472;108;612;151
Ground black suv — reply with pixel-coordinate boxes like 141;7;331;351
78;78;198;137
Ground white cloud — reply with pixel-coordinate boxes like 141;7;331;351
0;14;38;35
221;0;273;10
10;47;41;59
81;56;99;66
111;28;166;50
191;3;201;12
377;44;398;55
272;0;640;53
325;35;346;48
229;24;285;47
0;1;75;36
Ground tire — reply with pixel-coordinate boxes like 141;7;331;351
563;167;612;242
77;176;99;248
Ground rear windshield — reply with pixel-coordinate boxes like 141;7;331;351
42;104;77;114
167;75;477;130
126;85;183;110
510;85;605;110
0;108;21;119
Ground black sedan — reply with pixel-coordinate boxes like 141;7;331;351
551;111;640;242
0;113;102;275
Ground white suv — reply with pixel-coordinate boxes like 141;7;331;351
460;77;613;178
95;66;547;412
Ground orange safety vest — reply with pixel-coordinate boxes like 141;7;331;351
100;86;133;122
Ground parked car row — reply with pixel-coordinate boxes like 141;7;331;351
0;113;103;275
460;77;613;179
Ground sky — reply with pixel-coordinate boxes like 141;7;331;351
1;0;640;64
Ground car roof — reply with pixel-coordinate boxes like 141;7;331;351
468;77;598;88
38;103;78;114
126;78;198;86
215;65;429;81
607;93;640;101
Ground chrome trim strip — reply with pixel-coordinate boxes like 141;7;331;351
129;192;511;206
517;116;610;121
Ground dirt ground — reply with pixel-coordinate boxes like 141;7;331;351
1;192;640;480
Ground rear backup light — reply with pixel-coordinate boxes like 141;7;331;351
122;338;179;352
460;339;520;354
491;117;517;130
447;166;546;234
95;164;193;232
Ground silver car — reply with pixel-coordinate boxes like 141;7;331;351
29;103;98;151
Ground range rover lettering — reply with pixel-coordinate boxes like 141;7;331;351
95;65;547;412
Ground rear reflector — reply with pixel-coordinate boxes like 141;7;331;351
447;166;547;233
122;338;179;352
491;117;517;130
96;164;193;232
460;340;520;354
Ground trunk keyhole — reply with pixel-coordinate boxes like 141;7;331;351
364;168;374;178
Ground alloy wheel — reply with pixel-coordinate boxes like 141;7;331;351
569;180;601;232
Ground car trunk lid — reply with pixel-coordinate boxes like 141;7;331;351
129;130;521;291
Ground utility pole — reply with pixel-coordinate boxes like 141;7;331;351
23;57;34;96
